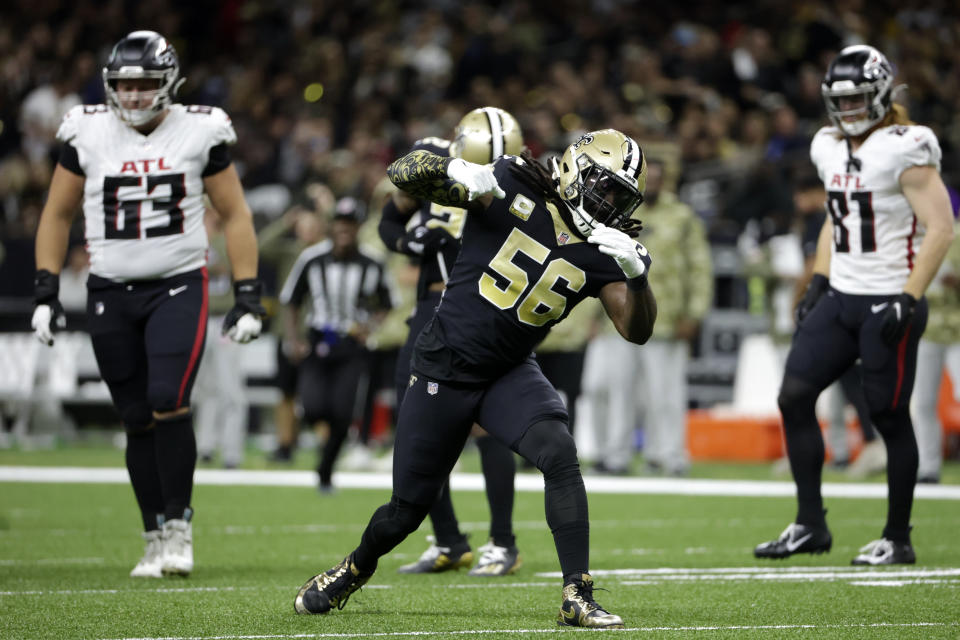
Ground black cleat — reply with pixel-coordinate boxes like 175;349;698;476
556;573;624;629
754;522;832;559
851;538;916;565
397;536;473;574
294;554;373;614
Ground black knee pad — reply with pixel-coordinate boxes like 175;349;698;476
515;419;578;477
869;406;911;438
777;375;820;428
121;404;155;435
147;382;182;415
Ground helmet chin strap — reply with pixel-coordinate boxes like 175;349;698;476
844;137;862;173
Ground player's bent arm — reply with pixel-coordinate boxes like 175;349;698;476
203;164;258;281
35;165;84;273
598;280;657;345
812;217;833;279
379;191;420;253
900;165;955;299
386;150;471;207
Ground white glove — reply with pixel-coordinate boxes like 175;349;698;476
226;313;262;344
446;158;506;201
31;304;66;346
587;224;651;279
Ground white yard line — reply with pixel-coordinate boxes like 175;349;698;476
98;622;960;640
2;466;959;500
4;567;958;598
0;556;104;566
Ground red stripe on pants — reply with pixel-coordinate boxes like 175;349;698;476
176;267;209;408
891;325;911;410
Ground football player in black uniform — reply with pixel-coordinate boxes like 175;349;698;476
32;31;265;578
294;129;655;628
379;107;525;576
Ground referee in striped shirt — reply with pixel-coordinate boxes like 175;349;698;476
279;197;394;492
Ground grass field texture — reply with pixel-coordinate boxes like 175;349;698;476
2;448;959;639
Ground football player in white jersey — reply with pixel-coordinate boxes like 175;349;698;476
755;45;955;565
31;31;265;578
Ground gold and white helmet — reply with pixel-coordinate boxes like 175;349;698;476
450;107;524;164
553;129;646;236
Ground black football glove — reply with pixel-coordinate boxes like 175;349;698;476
31;269;66;346
222;278;266;343
879;292;917;346
398;226;453;256
795;273;829;325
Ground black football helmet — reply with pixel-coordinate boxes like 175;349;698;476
821;45;894;137
102;31;184;127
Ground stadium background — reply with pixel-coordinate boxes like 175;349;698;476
1;1;959;459
2;3;960;639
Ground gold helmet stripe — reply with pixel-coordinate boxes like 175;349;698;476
624;136;642;179
483;107;504;162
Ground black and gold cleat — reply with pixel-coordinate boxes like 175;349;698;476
557;573;624;629
294;554;373;614
397;536;473;574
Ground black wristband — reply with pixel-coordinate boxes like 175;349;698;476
626;275;649;292
234;278;262;303
35;269;60;304
809;273;829;293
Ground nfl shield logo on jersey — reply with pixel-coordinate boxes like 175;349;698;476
557;231;570;245
95;301;105;315
427;381;439;396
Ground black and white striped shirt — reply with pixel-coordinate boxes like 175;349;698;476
279;240;394;333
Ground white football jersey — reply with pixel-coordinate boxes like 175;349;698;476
56;103;237;281
810;123;941;295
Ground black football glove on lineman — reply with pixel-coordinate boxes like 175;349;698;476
880;292;917;346
222;279;266;344
587;224;652;288
398;225;453;256
795;273;829;325
31;269;66;346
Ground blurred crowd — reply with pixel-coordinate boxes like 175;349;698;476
2;1;959;286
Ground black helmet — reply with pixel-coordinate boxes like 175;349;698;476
821;45;894;137
102;31;184;126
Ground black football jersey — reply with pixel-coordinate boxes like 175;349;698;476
413;155;625;383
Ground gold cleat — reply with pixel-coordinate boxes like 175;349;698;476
294;555;372;614
557;573;624;629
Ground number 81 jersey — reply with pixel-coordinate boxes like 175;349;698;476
56;103;237;281
811;123;941;295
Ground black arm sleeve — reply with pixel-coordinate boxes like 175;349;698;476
202;143;232;177
378;197;416;255
58;142;84;176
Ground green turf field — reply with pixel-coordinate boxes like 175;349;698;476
2;452;959;639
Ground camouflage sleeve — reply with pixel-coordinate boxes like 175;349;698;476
684;213;714;322
387;150;470;207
